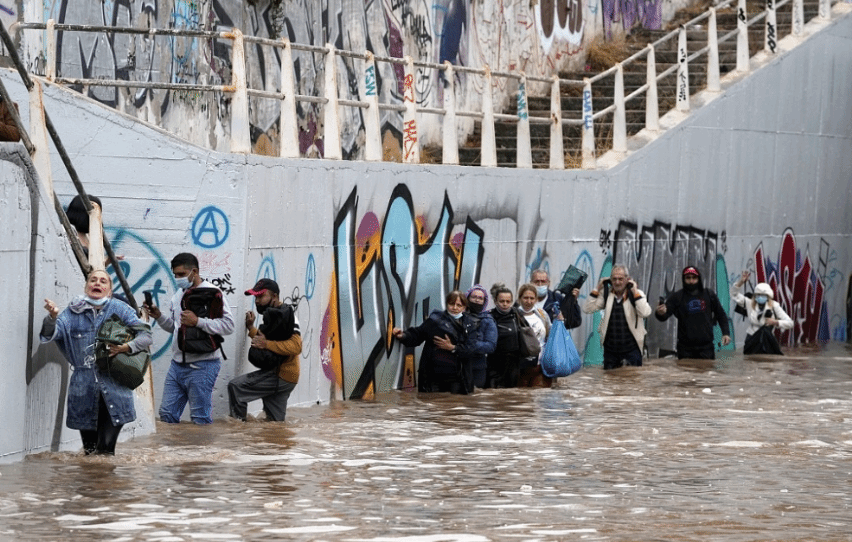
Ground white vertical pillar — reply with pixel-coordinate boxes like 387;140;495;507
549;76;564;170
516;74;532;169
676;26;690;112
228;28;251;154
645;45;659;131
28;80;54;199
737;0;750;72
765;0;778;54
87;203;105;271
792;0;805;37
612;63;626;153
581;79;595;170
707;9;721;92
362;52;382;162
442;62;458;165
818;0;830;20
402;56;419;164
323;43;342;160
481;66;497;168
279;39;299;159
45;19;56;81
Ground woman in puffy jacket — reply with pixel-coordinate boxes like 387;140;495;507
392;290;474;394
487;283;523;388
464;285;497;389
731;271;793;354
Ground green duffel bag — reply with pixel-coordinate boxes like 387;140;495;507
95;314;152;390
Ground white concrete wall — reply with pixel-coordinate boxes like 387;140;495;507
1;8;850;462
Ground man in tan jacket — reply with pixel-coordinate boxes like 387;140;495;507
582;264;652;370
229;279;302;421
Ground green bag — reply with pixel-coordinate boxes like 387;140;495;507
95;314;151;390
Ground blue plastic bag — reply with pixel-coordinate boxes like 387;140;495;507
541;321;583;378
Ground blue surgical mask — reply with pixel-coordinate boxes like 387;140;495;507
449;311;463;320
175;271;194;290
84;296;108;306
536;285;548;297
755;295;768;305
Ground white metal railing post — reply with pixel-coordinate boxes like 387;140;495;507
818;0;831;19
362;52;382;161
765;0;778;54
792;0;805;36
549;76;564;169
646;45;659;131
228;28;251;153
737;0;750;72
516;74;532;169
613;63;626;153
45;19;56;81
279;39;299;159
28;80;55;198
87;204;105;271
581;79;595;169
442;62;458;165
402;56;420;163
676;26;690;112
481;66;497;167
323;43;342;160
707;9;721;92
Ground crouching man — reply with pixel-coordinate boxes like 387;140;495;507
228;279;301;422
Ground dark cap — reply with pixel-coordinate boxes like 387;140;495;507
245;278;280;296
683;266;700;277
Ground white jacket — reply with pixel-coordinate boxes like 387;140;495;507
583;287;653;352
730;284;794;336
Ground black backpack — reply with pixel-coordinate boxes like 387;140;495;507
179;287;226;360
248;305;296;371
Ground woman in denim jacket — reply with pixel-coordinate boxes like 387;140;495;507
41;270;152;455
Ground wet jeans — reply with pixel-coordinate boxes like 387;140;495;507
159;359;220;424
603;348;643;370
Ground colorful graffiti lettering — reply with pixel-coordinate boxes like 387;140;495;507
323;185;484;399
754;228;829;345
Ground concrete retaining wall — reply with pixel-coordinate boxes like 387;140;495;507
1;8;850;463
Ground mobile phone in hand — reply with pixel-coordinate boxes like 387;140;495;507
659;296;665;305
143;290;153;306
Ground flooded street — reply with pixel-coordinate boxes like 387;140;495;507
2;345;851;541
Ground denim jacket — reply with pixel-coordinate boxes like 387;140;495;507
40;296;152;430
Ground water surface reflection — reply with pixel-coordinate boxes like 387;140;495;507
1;345;851;541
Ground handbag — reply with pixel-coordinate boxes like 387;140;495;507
515;310;542;359
95;314;152;389
540;321;583;377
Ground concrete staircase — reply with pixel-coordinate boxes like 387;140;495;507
456;0;822;168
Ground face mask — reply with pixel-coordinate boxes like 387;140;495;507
256;302;270;315
755;295;768;305
536;285;548;297
496;306;511;315
448;311;463;320
175;271;194;290
84;296;108;306
468;301;484;314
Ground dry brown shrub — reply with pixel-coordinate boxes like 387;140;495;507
584;36;630;72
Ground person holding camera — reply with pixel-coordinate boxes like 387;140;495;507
730;271;793;354
655;266;731;359
582;265;652;370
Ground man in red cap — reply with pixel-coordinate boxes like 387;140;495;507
655;265;731;359
228;278;302;422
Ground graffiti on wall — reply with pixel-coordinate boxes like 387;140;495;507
753;228;830;345
601;0;663;40
36;0;602;159
322;185;484;399
595;220;733;360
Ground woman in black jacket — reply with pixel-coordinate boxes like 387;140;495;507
486;283;523;388
392;290;473;394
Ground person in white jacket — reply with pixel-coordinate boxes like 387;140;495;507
730;271;793;355
582;265;652;369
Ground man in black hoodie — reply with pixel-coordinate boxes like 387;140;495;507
655;266;731;359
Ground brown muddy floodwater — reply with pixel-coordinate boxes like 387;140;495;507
1;345;851;541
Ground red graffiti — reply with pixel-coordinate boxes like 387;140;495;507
404;74;415;103
403;120;417;160
754;229;825;345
